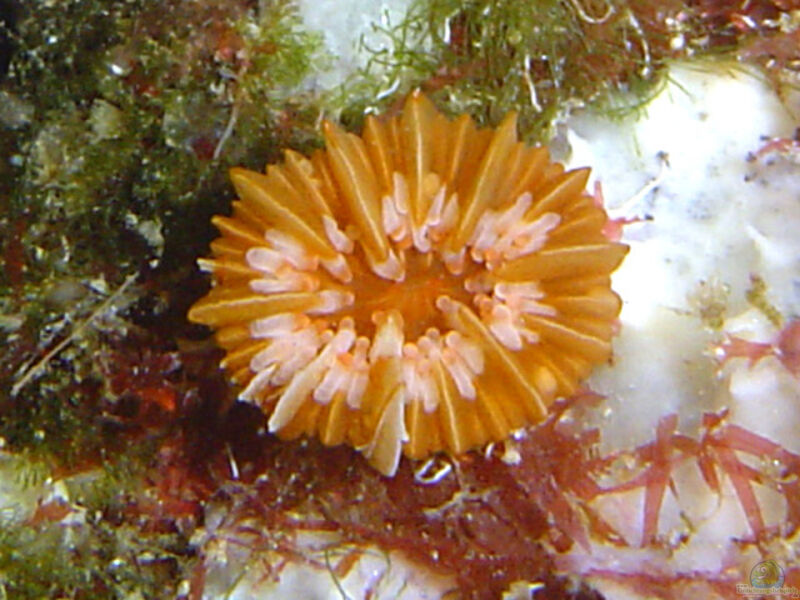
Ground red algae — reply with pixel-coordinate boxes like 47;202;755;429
715;318;800;377
9;308;800;598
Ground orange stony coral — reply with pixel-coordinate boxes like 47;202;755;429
188;92;628;476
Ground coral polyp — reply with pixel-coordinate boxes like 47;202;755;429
188;92;628;475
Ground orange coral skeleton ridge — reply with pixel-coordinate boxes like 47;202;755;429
188;91;629;476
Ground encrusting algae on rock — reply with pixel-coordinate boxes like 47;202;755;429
189;92;628;475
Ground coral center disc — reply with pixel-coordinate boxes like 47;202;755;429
348;249;477;339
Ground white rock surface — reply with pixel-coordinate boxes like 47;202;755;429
295;0;415;91
562;65;800;599
572;65;800;450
